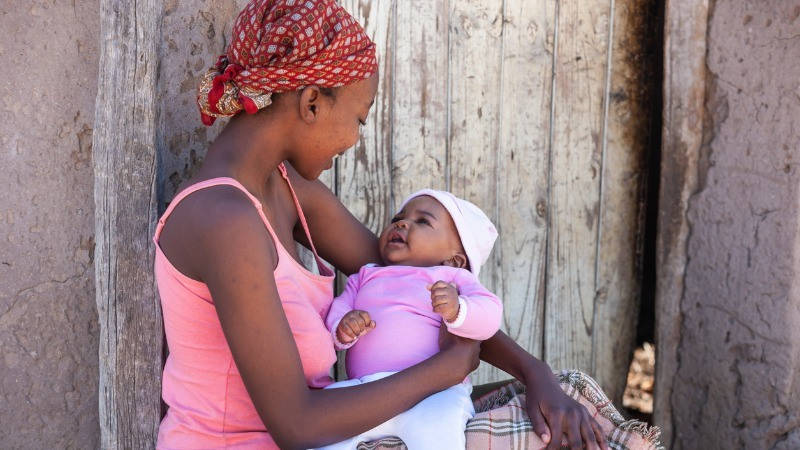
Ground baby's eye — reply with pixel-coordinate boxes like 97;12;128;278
416;218;430;225
390;216;400;223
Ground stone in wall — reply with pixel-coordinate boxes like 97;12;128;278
158;0;250;208
0;1;100;447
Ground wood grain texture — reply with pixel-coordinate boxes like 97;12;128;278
654;0;710;445
391;0;449;199
493;0;556;368
592;0;653;406
338;0;395;235
544;0;611;373
446;0;505;384
92;0;163;448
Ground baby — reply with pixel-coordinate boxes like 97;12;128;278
320;189;503;450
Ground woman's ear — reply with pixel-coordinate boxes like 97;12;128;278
298;86;321;123
443;253;468;269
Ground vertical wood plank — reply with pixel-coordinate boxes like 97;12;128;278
447;0;505;384
391;0;449;200
655;0;710;444
337;0;395;235
93;0;163;447
592;0;654;405
545;0;611;373
494;0;556;369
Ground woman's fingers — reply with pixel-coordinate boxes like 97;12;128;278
566;411;583;449
544;413;563;450
528;405;551;444
579;412;600;450
590;415;608;450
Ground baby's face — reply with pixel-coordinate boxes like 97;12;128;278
378;195;466;269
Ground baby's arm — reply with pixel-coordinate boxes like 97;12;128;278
433;270;502;340
325;271;374;349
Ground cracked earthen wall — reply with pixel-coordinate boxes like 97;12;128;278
0;1;100;447
656;1;800;448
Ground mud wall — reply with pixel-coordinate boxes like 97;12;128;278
656;1;800;447
0;1;100;448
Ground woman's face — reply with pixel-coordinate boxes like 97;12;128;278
378;195;466;269
289;73;379;179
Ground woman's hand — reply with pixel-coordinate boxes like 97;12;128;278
523;362;608;450
477;331;608;450
438;323;481;381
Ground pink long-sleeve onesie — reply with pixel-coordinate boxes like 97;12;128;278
325;264;503;380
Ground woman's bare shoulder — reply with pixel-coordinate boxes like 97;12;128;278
159;184;277;281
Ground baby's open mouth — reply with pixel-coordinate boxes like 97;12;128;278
388;230;406;244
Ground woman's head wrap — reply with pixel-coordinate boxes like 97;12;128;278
198;0;378;125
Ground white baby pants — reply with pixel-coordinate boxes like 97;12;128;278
315;371;474;450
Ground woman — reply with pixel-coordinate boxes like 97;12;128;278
154;1;607;449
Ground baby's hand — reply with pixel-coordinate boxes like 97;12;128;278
336;310;376;344
428;281;460;323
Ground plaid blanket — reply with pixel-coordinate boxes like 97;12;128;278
354;370;662;450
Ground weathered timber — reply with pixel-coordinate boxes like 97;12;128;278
592;0;655;407
92;0;164;448
392;0;449;198
493;0;556;370
654;0;709;446
545;0;611;375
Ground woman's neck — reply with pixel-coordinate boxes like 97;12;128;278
199;112;290;201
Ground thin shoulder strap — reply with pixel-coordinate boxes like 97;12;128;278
153;177;276;242
276;162;324;259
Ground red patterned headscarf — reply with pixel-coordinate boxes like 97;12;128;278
198;0;378;125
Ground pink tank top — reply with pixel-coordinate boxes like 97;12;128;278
154;164;336;449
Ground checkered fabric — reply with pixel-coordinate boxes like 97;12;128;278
356;371;663;450
198;0;377;125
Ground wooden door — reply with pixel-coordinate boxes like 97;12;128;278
95;0;656;447
332;1;654;405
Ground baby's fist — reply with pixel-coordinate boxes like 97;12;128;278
336;310;376;344
428;281;460;323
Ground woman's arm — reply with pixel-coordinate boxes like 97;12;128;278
480;332;607;450
193;189;479;449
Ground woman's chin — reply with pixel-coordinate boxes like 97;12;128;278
295;165;323;181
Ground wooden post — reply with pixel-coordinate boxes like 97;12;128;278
654;0;709;446
92;0;164;448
